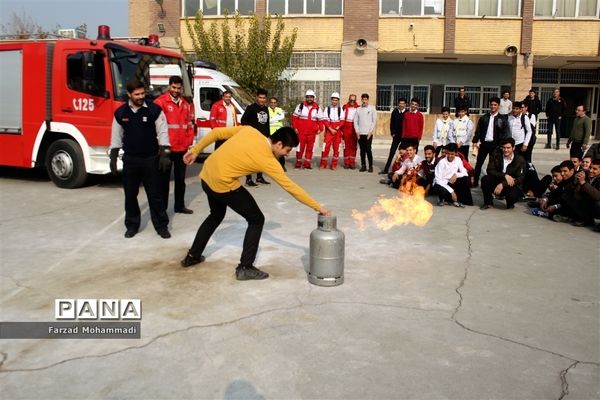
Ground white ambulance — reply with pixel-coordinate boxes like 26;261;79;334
149;60;254;154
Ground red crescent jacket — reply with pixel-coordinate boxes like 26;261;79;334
292;101;320;135
320;105;343;132
341;102;359;132
154;92;195;152
209;99;238;129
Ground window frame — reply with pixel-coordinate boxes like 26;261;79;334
267;0;344;16
534;0;600;18
456;0;522;17
183;0;256;16
443;85;501;114
379;0;445;16
376;84;431;113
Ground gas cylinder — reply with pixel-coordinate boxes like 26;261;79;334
308;214;345;286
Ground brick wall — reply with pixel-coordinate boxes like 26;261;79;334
444;0;456;53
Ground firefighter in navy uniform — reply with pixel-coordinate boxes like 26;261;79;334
109;80;171;239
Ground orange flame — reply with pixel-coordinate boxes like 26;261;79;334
352;176;433;230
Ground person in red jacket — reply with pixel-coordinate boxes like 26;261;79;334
292;89;321;169
340;94;359;169
154;76;195;214
209;90;237;150
402;97;424;151
319;92;343;169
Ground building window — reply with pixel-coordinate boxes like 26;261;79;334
183;0;255;16
535;0;599;17
273;80;341;107
268;0;343;15
456;0;520;16
376;84;430;112
289;52;341;68
444;86;500;114
380;0;444;15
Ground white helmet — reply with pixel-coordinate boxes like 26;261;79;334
305;89;316;97
330;92;340;99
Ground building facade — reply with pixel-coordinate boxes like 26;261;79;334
129;0;600;137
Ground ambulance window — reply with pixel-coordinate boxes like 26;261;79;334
200;87;222;111
67;51;106;96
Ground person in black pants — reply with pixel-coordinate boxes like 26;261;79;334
545;88;566;150
472;97;508;187
110;80;171;238
381;97;406;174
241;88;270;186
480;138;526;210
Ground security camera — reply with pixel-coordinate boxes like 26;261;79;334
409;23;415;29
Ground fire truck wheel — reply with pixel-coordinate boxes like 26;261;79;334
45;139;88;189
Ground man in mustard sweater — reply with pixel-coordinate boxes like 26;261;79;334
181;126;331;280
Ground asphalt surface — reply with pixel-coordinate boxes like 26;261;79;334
0;140;598;399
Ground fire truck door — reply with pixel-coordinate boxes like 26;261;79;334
56;50;113;146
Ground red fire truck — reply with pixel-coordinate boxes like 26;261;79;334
0;26;193;188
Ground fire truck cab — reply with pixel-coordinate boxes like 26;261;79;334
0;26;193;188
149;61;253;154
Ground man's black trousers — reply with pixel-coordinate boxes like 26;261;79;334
160;151;188;212
190;180;265;268
122;154;169;231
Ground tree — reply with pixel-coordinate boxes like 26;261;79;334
184;11;297;94
0;10;57;39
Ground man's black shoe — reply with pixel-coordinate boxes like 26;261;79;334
175;207;194;214
124;229;138;238
256;177;271;185
343;165;349;169
181;253;206;268
480;204;491;210
359;166;367;172
378;171;388;175
368;166;373;173
235;265;269;281
157;229;171;239
506;204;515;209
544;143;551;149
246;180;258;187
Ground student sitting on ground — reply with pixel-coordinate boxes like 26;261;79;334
433;143;473;207
379;142;408;186
549;160;578;222
391;143;424;189
420;145;438;195
559;158;600;227
528;165;564;218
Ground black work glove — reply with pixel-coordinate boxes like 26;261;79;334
158;146;172;173
109;148;120;175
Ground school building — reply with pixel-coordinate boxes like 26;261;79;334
129;0;600;137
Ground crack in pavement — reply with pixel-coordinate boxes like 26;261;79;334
0;304;305;374
558;360;579;400
451;210;600;398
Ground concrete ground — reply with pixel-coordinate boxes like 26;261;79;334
0;141;598;399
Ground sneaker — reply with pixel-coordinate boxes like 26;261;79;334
124;228;138;238
180;253;205;268
378;171;388;175
437;199;445;207
175;207;194;214
246;180;258;187
453;201;465;208
531;208;549;218
379;178;391;185
235;265;269;281
157;229;171;239
256;177;270;185
343;165;349;170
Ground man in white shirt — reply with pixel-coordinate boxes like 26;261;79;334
507;101;532;159
432;106;454;156
433;143;473;207
450;106;474;161
499;90;512;115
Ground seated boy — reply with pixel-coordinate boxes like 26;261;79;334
433;143;473;207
